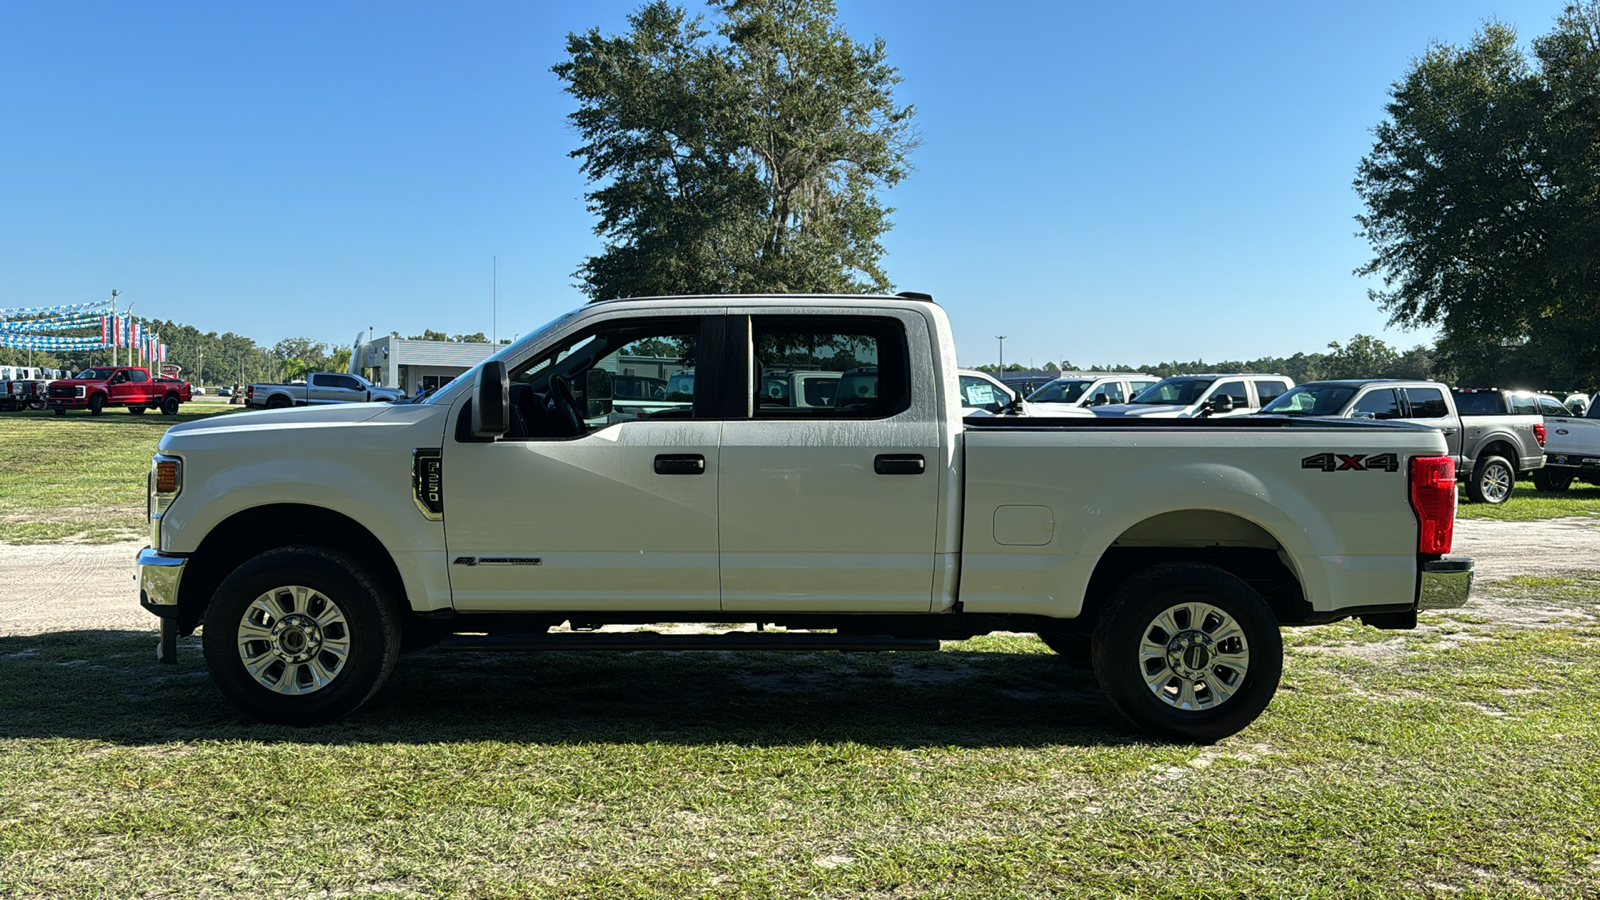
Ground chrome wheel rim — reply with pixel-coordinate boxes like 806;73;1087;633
1481;463;1512;503
237;585;351;695
1138;601;1250;710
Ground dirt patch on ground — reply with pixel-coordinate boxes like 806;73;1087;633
1;518;1594;638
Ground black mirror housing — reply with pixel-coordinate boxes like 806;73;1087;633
472;361;509;437
1210;394;1237;413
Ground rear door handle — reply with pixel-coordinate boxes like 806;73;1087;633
653;453;706;475
874;453;925;475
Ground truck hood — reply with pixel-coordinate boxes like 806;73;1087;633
158;402;440;451
1091;403;1192;418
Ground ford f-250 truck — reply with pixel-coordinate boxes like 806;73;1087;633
47;366;189;415
136;294;1473;742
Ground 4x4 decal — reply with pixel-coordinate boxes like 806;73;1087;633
1302;452;1400;473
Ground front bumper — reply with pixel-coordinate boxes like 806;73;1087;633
1418;558;1474;610
137;546;186;618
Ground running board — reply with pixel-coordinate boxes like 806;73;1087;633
436;632;940;653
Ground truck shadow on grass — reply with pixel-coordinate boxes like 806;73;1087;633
0;630;1136;748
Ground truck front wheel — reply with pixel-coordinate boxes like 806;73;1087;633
88;394;104;416
201;546;402;726
1091;562;1282;743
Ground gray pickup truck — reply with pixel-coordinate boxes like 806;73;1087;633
246;372;405;409
1261;380;1546;504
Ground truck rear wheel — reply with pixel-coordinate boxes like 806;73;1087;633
1466;455;1515;504
1532;468;1573;492
1091;562;1282;743
161;394;180;415
266;395;291;410
88;394;104;416
201;546;401;726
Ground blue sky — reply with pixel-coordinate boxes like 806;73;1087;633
0;0;1571;369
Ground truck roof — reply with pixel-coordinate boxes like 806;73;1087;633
588;291;938;308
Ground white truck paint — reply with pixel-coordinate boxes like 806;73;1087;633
137;295;1473;742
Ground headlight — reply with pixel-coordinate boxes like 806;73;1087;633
149;455;182;549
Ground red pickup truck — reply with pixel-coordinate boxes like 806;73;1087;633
46;367;191;416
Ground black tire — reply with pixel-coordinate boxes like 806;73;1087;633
1036;621;1092;667
88;394;104;416
128;406;146;415
1466;454;1515;504
202;546;402;726
1091;562;1282;743
266;395;291;410
27;399;45;410
161;394;180;415
1531;468;1573;493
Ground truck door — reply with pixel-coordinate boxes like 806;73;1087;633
441;311;725;612
116;369;149;405
718;311;943;613
1400;386;1462;461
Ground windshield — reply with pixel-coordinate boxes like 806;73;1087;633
1130;377;1216;406
1028;379;1091;403
1261;384;1359;416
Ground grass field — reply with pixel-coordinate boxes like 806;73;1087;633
2;574;1598;898
0;404;240;543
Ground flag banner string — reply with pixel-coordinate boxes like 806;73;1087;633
0;315;103;333
0;300;112;318
0;334;110;350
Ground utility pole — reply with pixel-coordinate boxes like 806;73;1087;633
110;290;120;366
996;335;1007;373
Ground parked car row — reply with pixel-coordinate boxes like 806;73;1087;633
0;365;66;411
990;370;1592;505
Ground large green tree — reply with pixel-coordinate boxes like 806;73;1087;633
554;0;917;300
1355;3;1600;389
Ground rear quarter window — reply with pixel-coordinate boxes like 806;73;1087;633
1452;392;1504;416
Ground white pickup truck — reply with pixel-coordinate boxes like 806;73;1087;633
137;294;1473;742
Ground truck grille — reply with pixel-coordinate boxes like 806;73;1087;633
47;385;83;399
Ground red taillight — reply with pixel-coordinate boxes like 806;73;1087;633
246;385;254;399
1533;423;1546;447
1409;456;1456;554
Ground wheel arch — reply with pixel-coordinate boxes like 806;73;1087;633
1079;509;1310;629
176;504;407;635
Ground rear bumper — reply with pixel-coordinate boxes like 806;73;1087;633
1545;454;1600;473
1418;558;1473;610
137;546;186;618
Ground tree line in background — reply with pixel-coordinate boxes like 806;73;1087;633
1356;2;1600;391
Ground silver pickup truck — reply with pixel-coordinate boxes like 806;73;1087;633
1261;380;1546;504
246;372;405;409
1536;394;1600;491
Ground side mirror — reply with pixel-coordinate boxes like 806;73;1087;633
471;361;509;438
1210;394;1236;414
585;368;613;420
1091;394;1110;406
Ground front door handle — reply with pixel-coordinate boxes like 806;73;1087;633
874;453;925;475
1440;428;1459;435
654;453;706;475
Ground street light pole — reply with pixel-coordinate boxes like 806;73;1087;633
996;335;1007;373
110;290;120;366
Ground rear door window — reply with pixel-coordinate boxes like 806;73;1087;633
1352;389;1402;419
750;316;909;420
1403;387;1449;418
1254;379;1290;404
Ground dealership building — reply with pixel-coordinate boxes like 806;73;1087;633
358;336;497;396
